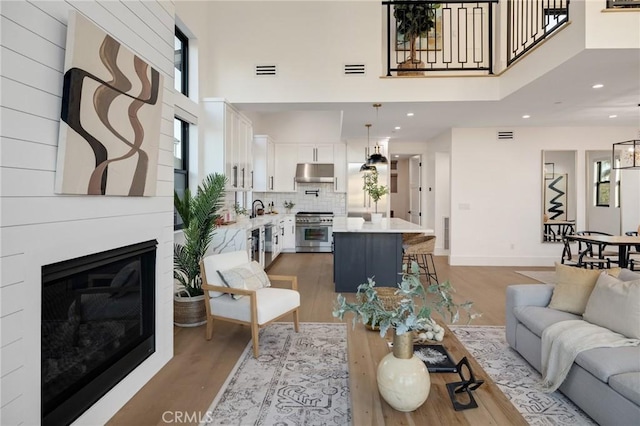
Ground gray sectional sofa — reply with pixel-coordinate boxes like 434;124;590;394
506;269;640;426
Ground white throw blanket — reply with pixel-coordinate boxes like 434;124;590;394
541;319;640;393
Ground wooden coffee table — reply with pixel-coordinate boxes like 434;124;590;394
347;323;527;425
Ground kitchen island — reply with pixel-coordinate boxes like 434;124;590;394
332;217;433;292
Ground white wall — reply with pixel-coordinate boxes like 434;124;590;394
449;126;637;266
585;0;640;49
390;159;409;220
0;2;175;425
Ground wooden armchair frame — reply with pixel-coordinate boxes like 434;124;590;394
200;260;300;357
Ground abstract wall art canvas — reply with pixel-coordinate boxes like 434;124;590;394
55;12;163;196
544;173;568;220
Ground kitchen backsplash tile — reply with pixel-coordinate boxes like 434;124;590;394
254;183;346;215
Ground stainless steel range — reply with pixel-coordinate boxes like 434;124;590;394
295;212;333;253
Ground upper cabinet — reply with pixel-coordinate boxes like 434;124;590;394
333;143;347;193
253;135;275;191
298;144;334;163
202;99;253;191
273;144;298;192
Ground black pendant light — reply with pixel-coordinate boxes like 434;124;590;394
360;124;377;172
367;103;388;165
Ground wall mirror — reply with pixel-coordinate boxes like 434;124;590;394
541;150;577;243
585;150;621;235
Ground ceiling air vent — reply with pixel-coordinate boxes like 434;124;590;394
344;64;366;76
497;131;514;140
255;64;277;77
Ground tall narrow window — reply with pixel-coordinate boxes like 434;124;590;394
174;118;189;229
174;27;188;95
595;160;611;207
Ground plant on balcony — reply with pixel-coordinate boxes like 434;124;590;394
394;1;440;71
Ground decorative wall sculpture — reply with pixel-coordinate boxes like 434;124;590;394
55;12;163;196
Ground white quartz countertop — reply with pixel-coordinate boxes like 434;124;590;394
216;213;290;231
332;217;434;233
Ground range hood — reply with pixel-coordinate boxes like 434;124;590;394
295;163;335;183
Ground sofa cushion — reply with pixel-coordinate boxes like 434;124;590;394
574;346;640;384
584;274;640;339
609;372;640;406
513;305;580;337
548;263;601;315
618;268;640;282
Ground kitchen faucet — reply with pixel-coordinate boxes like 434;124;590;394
252;199;265;218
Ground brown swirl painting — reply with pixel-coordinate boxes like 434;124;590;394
55;12;163;196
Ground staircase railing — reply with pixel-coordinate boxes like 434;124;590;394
506;0;570;67
383;0;499;76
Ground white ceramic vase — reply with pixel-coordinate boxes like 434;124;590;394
377;331;431;412
371;213;383;223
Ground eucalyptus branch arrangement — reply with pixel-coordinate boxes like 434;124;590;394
333;262;480;340
283;200;295;210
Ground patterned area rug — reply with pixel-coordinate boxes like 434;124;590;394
516;270;557;285
202;323;350;426
450;325;597;426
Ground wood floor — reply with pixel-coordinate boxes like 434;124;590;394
107;254;551;425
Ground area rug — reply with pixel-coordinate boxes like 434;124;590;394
450;325;597;426
201;322;351;426
516;270;557;285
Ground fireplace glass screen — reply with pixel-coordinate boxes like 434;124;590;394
41;240;156;425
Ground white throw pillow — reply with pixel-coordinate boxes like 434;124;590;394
217;261;270;300
583;273;640;339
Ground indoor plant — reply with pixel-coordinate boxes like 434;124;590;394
363;169;389;221
173;173;227;326
283;200;295;213
394;1;441;75
333;262;478;411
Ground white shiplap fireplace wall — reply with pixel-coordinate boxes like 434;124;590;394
0;2;175;425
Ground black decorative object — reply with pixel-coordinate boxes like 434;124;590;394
413;344;457;373
612;139;640;170
446;357;485;411
305;189;319;197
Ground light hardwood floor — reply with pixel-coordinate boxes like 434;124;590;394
107;254;551;425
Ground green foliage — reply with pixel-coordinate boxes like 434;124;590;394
394;1;440;59
333;262;479;337
283;200;295;209
363;170;389;212
173;173;227;297
233;202;248;216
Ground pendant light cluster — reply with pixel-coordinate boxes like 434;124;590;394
360;124;377;172
364;103;388;168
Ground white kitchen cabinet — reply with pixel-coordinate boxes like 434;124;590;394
253;135;275;192
298;144;334;163
333;143;347;192
274;144;298;192
282;215;296;252
202;99;253;191
347;140;373;164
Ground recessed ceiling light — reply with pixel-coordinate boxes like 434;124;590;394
394;126;401;130
407;112;414;117
394;155;399;158
522;115;531;119
609;114;618;118
592;84;604;89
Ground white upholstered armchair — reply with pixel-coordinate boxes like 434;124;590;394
199;250;300;357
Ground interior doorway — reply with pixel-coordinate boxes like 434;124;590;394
389;154;422;225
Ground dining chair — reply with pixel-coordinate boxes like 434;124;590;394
625;230;640;271
575;231;618;265
199;250;300;357
561;236;611;269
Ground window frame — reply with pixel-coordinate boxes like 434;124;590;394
174;117;189;230
175;26;189;96
595;160;611;207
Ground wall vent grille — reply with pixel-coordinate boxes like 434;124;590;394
344;64;366;75
444;217;450;250
497;131;514;140
255;65;277;77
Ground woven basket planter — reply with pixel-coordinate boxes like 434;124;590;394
174;294;207;327
365;287;402;331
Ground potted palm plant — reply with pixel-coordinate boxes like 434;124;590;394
394;1;440;75
173;173;227;326
363;169;389;222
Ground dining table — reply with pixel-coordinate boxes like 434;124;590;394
566;234;640;269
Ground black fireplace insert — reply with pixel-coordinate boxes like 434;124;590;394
41;240;157;426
